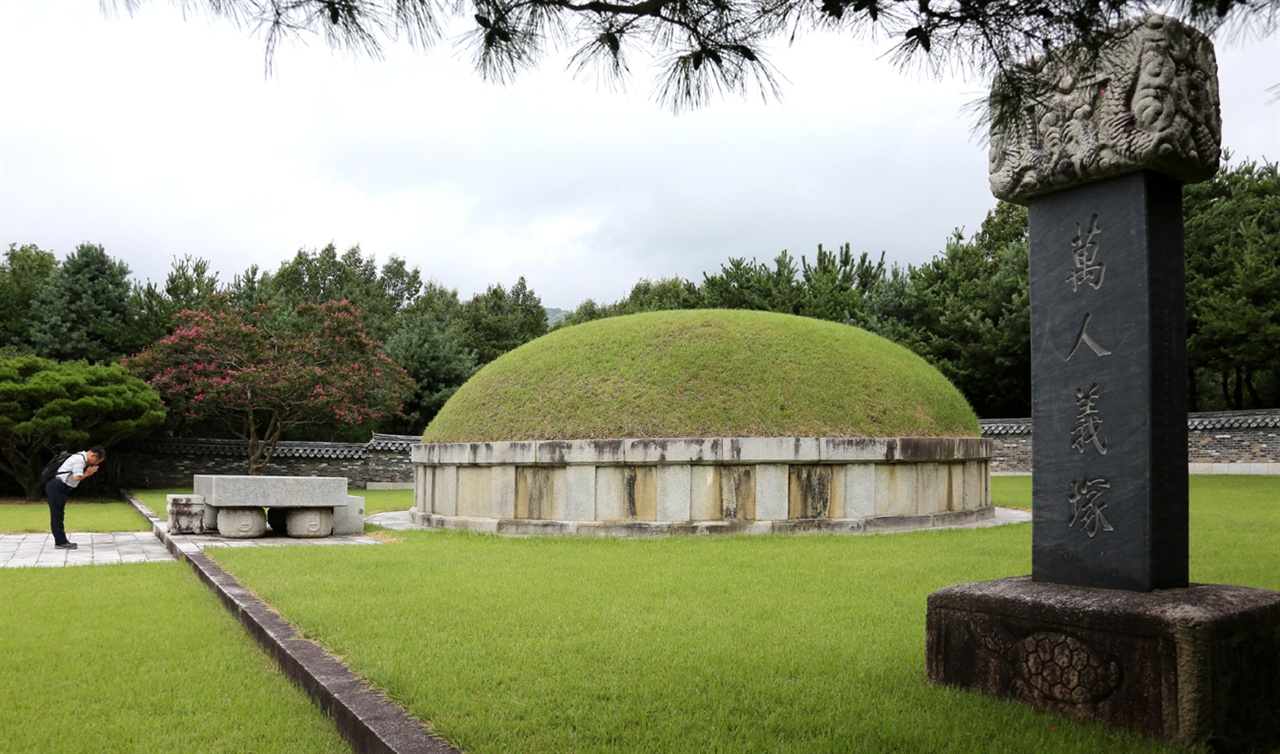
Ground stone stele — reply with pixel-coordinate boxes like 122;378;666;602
927;13;1280;752
989;13;1221;204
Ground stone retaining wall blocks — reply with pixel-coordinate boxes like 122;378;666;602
412;436;995;536
626;438;722;464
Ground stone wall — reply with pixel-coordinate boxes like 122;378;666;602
412;437;993;536
982;410;1280;475
115;434;418;490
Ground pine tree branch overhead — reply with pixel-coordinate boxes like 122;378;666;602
109;0;1277;108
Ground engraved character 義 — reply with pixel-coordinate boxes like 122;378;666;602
1071;383;1108;455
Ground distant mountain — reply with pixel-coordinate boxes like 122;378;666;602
544;307;569;325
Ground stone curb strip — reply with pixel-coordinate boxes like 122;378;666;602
124;492;460;754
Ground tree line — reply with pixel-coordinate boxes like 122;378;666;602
0;243;548;494
559;158;1279;418
2;158;1275;495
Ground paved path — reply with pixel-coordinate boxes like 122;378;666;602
0;532;174;568
0;525;382;569
364;510;421;530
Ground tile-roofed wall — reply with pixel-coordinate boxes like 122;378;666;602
981;409;1280;474
116;434;421;489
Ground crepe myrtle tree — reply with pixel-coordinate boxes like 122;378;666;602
112;0;1274;113
125;300;416;475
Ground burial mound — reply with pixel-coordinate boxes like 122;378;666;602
422;309;979;443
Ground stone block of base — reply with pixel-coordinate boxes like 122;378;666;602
166;494;206;535
333;495;365;536
285;508;333;538
926;576;1280;751
217;507;267;539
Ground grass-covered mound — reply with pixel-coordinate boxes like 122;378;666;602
423;309;979;443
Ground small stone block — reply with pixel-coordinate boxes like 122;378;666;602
470;441;536;466
333;495;365;536
432;466;458;517
538;439;625;465
753;464;790;521
842;464;876;518
625;438;722;464
433;444;475;465
217;507;267;539
895;438;992;462
723;437;820;464
455;467;494;518
410;443;436;464
875;464;920;516
166;495;206;535
563;465;597;521
285;508;334;538
593;467;628;521
926;577;1280;751
655;465;692;522
819;438;893;462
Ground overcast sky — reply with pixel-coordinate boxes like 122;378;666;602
2;2;1276;311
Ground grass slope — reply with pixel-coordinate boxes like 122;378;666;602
424;310;979;443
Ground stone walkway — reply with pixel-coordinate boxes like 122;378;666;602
0;531;174;568
364;510;420;530
1;508;1032;568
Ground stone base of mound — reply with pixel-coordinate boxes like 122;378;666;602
410;437;992;536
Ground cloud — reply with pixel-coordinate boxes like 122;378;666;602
2;1;1275;310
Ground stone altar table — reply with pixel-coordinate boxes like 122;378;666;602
182;475;365;538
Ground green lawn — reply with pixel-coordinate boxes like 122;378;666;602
354;488;414;514
0;563;351;753
205;476;1279;753
6;477;1269;752
0;501;150;533
990;474;1032;509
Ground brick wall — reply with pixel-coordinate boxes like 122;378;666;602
982;410;1280;475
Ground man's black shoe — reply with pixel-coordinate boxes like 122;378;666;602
54;542;78;549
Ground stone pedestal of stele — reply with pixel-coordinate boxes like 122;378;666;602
926;15;1280;752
